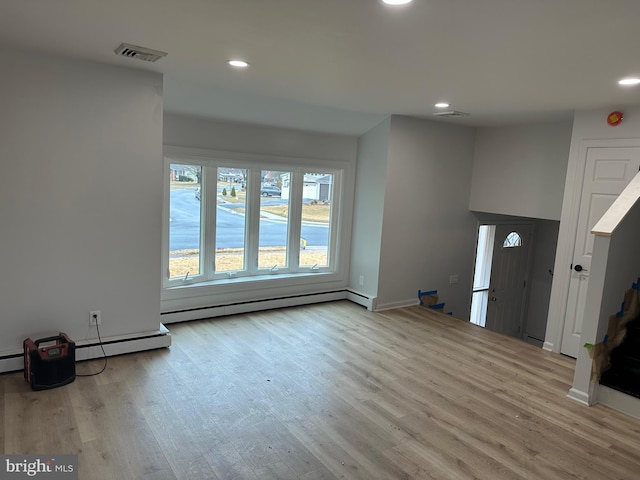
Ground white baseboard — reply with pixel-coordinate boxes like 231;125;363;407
162;290;351;323
346;291;376;310
567;387;591;406
0;325;171;374
0;354;26;374
598;385;640;420
543;341;555;352
375;298;420;311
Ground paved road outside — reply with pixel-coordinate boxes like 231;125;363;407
169;189;329;251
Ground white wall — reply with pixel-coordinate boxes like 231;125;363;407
349;118;390;300
470;121;572;221
164;113;357;161
0;49;163;352
162;113;359;313
546;106;640;353
376;116;477;315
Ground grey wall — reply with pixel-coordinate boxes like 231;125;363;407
349;118;390;299
0;49;163;352
470;121;572;221
525;219;559;344
376;116;477;316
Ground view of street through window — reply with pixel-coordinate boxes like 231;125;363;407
168;168;333;279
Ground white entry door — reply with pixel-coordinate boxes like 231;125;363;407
561;147;640;357
486;224;532;338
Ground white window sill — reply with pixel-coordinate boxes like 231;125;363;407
164;269;336;294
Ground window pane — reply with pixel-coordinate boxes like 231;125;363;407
258;170;288;269
503;231;522;248
169;164;202;279
216;168;247;272
164;151;345;287
470;290;488;327
473;225;495;290
299;172;333;267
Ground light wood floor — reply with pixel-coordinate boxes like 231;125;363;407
2;301;640;479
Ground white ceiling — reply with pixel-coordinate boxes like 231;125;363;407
2;0;640;135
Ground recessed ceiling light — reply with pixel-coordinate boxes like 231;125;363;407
435;102;450;108
228;60;249;68
382;0;413;5
618;77;640;86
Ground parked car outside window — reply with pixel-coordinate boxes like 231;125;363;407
260;186;281;197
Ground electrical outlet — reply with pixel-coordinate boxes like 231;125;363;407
359;275;364;286
89;310;101;326
449;274;459;285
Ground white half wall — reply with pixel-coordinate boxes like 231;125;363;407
376;116;477;316
0;48;164;353
470;120;572;221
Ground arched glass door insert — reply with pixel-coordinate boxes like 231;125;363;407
503;231;522;248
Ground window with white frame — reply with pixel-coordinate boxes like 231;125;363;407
164;152;342;287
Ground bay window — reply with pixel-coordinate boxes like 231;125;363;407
163;148;343;288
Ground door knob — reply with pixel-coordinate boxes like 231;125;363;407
574;264;588;272
490;297;497;302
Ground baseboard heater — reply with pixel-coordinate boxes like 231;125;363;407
162;289;375;323
0;325;171;374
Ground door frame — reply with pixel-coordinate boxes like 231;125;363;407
546;138;640;354
471;219;535;338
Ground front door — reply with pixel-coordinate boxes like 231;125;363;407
486;224;532;338
561;146;640;357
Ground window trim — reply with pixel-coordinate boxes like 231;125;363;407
163;146;345;290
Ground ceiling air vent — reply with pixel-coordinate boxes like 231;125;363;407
433;110;470;118
115;43;167;63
